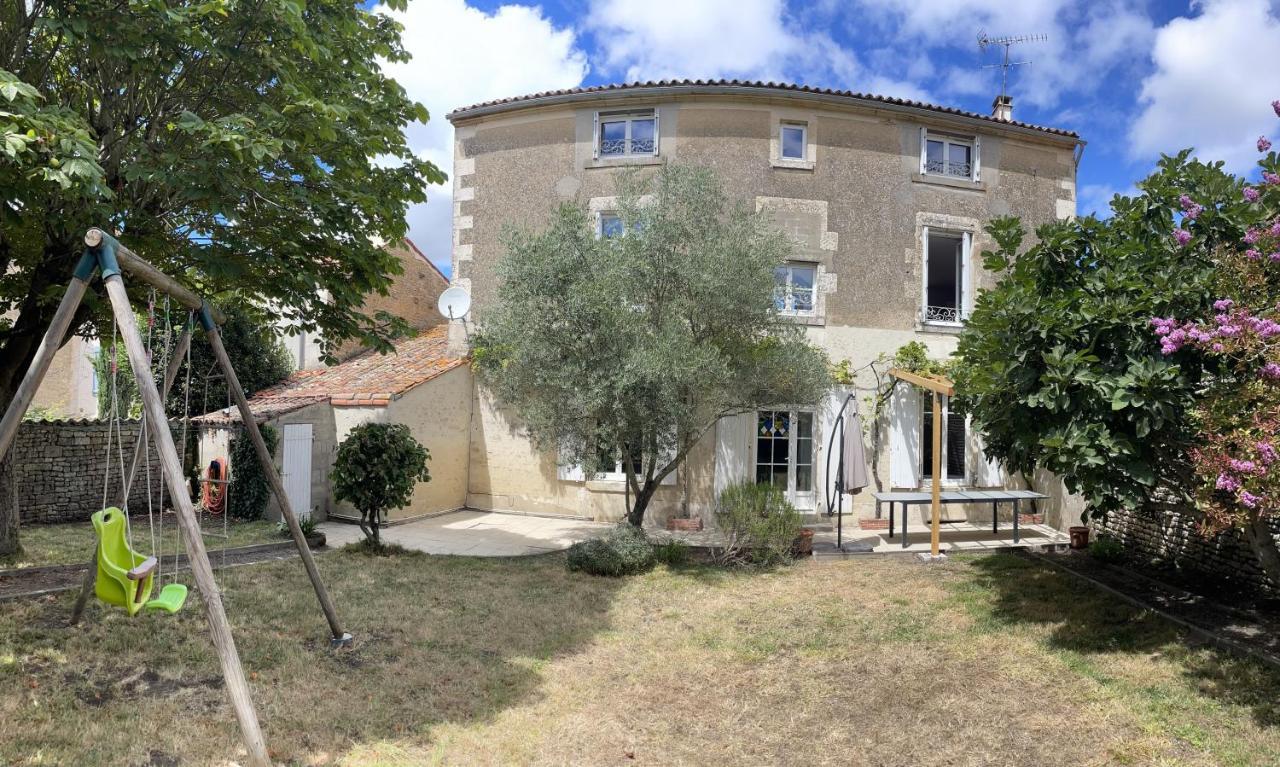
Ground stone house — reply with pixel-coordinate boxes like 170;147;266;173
445;79;1087;528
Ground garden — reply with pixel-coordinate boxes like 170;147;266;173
3;547;1279;766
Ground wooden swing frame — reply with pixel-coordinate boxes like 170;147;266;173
887;367;955;558
0;229;351;767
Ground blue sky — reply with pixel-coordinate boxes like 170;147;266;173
374;0;1280;276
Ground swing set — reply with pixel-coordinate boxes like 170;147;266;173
0;229;350;767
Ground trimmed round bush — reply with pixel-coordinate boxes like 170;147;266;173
566;524;655;577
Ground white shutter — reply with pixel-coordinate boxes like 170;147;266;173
972;428;1005;487
972;135;982;182
652;108;661;156
557;444;585;482
818;388;850;512
714;411;754;499
920;226;930;323
919;126;928;174
592;112;600;160
889;383;922;489
961;230;972;318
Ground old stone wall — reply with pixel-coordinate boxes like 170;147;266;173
1096;499;1280;595
13;419;183;525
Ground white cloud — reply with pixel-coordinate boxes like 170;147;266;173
584;0;928;100
1129;0;1280;172
376;0;588;274
851;0;1154;109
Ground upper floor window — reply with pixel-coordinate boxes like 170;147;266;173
596;110;657;158
923;229;970;325
780;122;807;160
920;128;980;181
774;263;816;316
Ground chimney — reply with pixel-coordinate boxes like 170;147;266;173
991;94;1013;122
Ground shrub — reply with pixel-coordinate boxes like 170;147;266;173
227;424;278;520
714;481;803;566
277;515;318;538
653;539;691;567
1089;535;1126;564
331;423;431;548
566;524;655;577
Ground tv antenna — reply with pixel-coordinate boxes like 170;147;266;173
977;32;1046;101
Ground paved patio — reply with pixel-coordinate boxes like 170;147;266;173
317;510;612;556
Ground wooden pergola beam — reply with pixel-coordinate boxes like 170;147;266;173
887;367;955;557
887;367;955;396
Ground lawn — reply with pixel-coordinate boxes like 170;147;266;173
0;516;281;570
2;548;1278;766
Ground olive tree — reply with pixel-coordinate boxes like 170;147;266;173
472;165;832;526
330;423;430;547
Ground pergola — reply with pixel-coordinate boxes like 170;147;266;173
887;367;953;558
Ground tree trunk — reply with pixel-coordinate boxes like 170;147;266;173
0;454;18;557
1243;512;1280;590
625;484;657;527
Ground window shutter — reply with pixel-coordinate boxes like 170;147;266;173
653;108;661;156
961;230;972;318
889;383;922;489
919;126;928;174
557;444;585;482
592;113;599;160
920;226;930;322
972;428;1005;487
972;135;982;181
714;412;753;498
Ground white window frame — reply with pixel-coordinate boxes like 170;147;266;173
753;409;816;509
594;443;677;485
594;109;659;159
774;263;818;317
921;227;971;326
919;127;981;182
921;397;968;487
780;121;807;160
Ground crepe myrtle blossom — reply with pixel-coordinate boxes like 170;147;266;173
1179;194;1205;219
1262;136;1274;152
1174;228;1192;246
1266;172;1280;186
1245;186;1261;203
1239;490;1262;509
1216;473;1241;492
1274;100;1280;117
1258;442;1278;465
1245;228;1261;244
1264;362;1280;379
1247;249;1263;260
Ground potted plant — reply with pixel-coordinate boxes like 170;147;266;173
1069;512;1090;550
666;514;703;532
792;528;815;557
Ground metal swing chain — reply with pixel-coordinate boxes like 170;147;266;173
174;310;195;582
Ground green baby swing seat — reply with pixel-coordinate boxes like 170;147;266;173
91;507;188;615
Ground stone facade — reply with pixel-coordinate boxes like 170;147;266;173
1096;500;1280;595
14;419;182;525
447;82;1084;525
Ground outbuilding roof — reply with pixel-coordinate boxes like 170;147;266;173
195;325;466;425
446;79;1080;141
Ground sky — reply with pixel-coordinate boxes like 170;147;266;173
372;0;1280;277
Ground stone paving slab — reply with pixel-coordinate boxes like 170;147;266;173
317;510;612;557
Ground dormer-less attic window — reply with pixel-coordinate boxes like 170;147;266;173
596;110;658;158
919;128;980;182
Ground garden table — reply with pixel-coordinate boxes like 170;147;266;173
871;490;1048;548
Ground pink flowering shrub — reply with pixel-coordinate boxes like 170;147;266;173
1155;101;1280;542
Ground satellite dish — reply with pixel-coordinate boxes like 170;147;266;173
437;285;472;320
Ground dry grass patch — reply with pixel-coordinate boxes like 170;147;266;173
0;549;1278;766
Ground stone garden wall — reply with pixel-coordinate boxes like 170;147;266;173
13;419;183;525
1095;498;1280;596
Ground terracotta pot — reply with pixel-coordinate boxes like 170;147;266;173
1068;526;1090;550
793;528;815;557
667;517;703;532
305;532;327;549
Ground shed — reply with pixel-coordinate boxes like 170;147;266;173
193;325;471;523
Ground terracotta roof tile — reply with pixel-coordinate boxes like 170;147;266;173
194;325;465;424
446;79;1080;140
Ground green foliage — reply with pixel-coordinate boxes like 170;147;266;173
174;303;295;418
565;524;656;577
330;423;431;545
1088;535;1126;564
952;151;1241;519
277;515;319;539
0;0;443;411
472;165;832;526
228;424;278;521
652;539;691;567
893;341;952;378
90;337;142;420
21;405;58;422
714;481;803;566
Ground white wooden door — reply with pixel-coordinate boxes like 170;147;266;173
282;423;313;520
